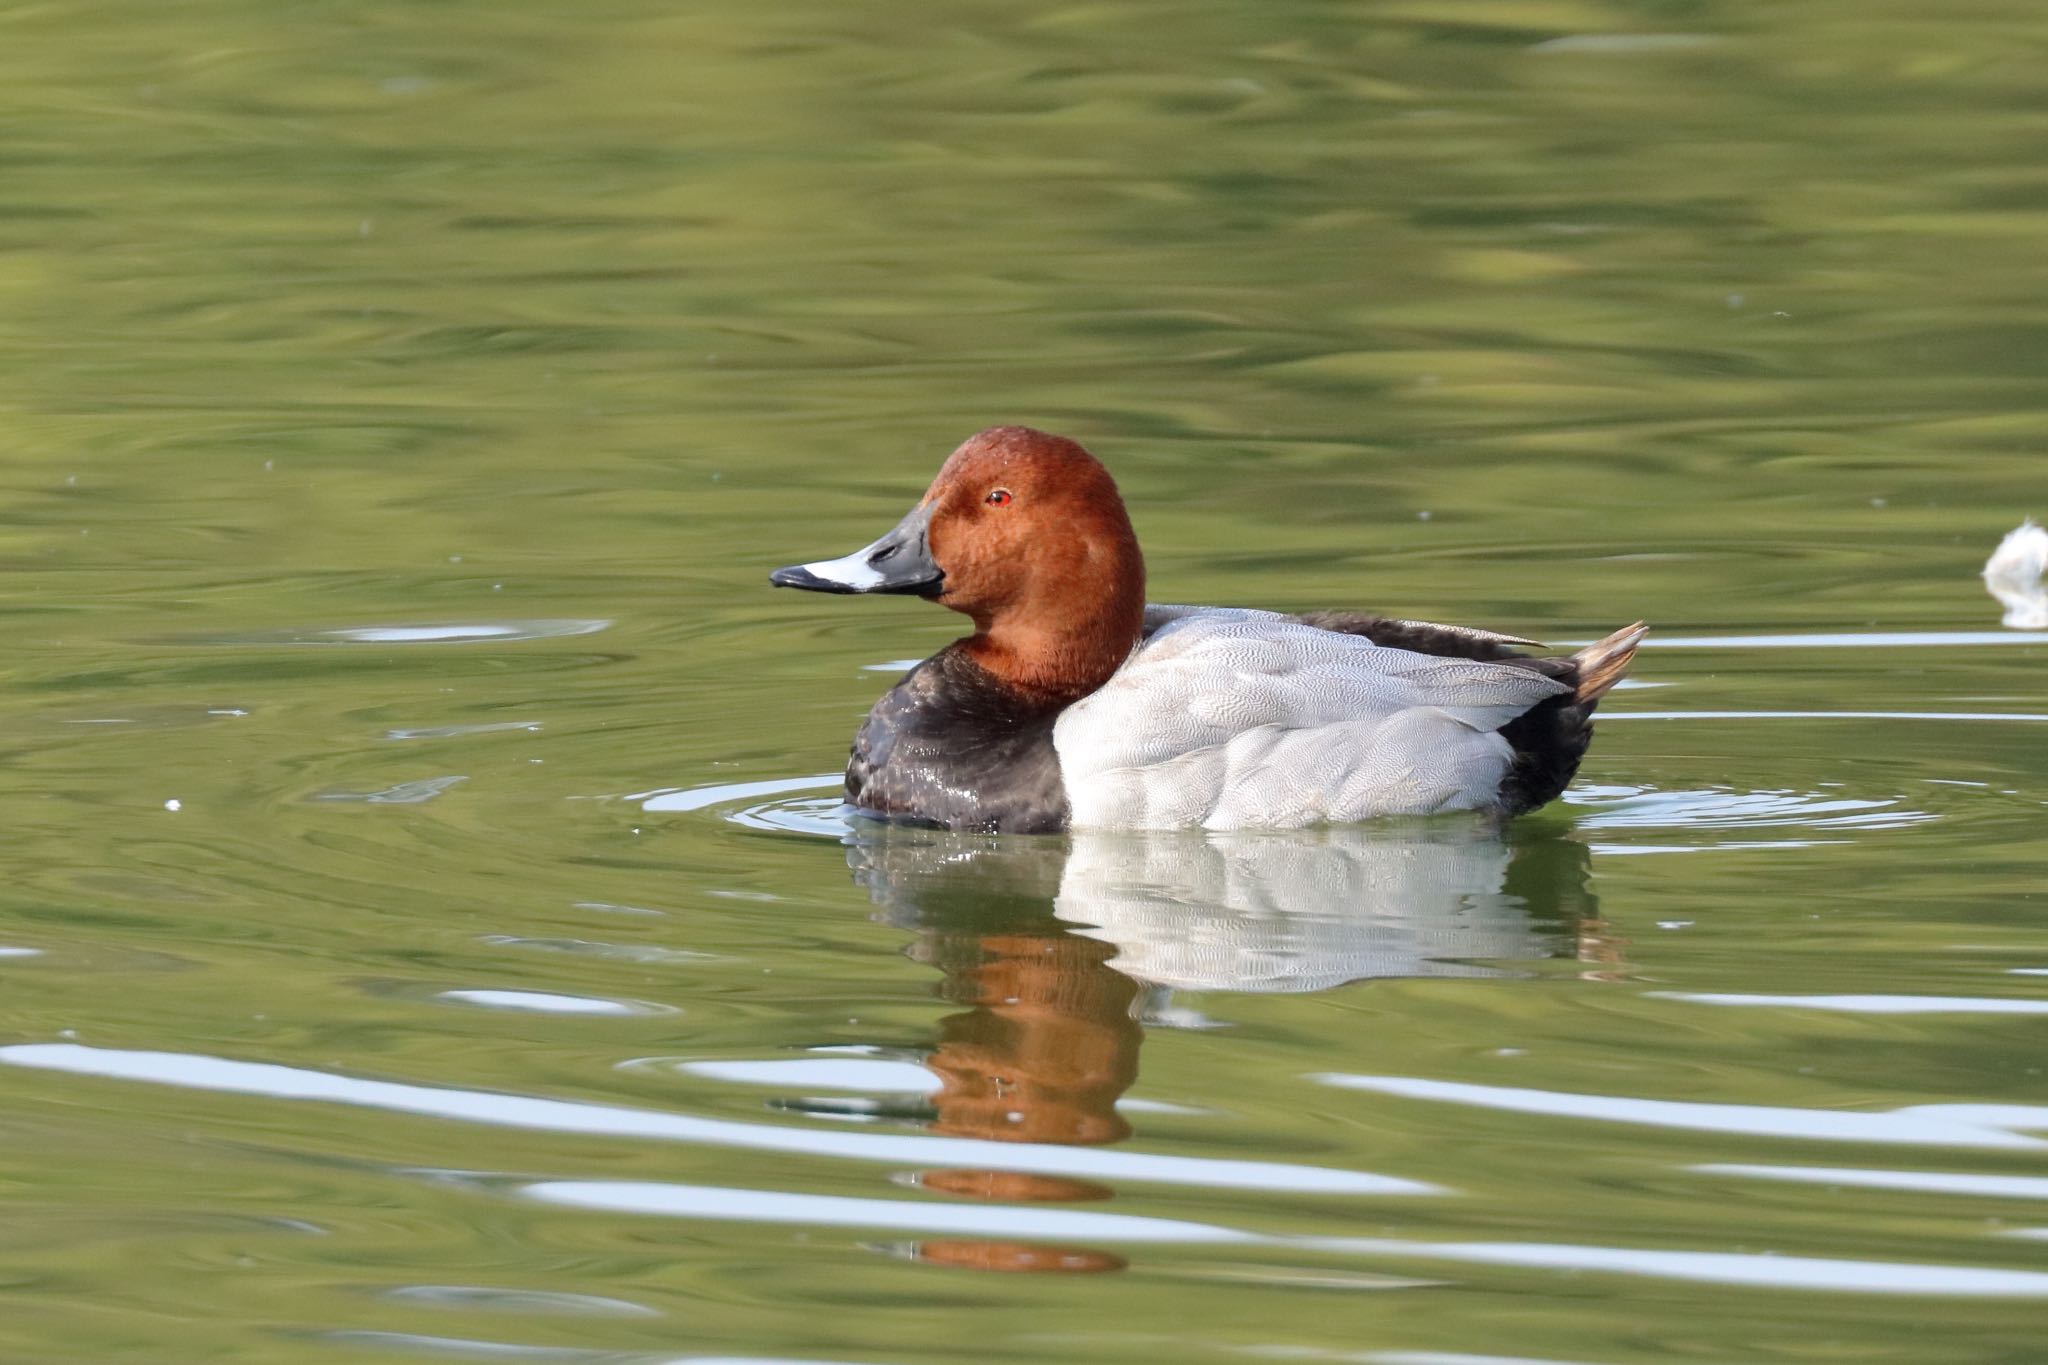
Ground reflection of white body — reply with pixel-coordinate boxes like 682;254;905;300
1984;520;2048;629
849;823;1573;997
1052;827;1549;993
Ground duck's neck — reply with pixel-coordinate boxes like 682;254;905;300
946;493;1146;708
960;616;1139;707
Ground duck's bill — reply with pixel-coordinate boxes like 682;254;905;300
770;501;944;597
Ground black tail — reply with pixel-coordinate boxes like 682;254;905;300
1496;623;1648;816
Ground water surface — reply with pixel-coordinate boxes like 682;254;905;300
4;3;2048;1363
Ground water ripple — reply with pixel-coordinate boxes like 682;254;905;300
379;1285;660;1318
1314;1074;2048;1149
1630;631;2048;649
1301;1236;2048;1297
524;1178;1254;1245
635;775;850;833
1652;992;2048;1016
679;1058;938;1092
311;775;468;805
317;1331;609;1361
1693;1163;2048;1201
0;1044;1430;1195
517;1177;2048;1297
386;721;544;740
650;773;1943;854
436;989;671;1017
1601;709;2048;723
170;619;612;646
1566;785;1935;834
478;936;717;966
633;775;840;813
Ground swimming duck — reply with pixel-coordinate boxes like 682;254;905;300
772;426;1644;834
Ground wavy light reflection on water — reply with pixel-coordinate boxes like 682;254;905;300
1694;1164;2048;1201
1651;992;2048;1016
651;772;1961;854
20;1030;2041;1299
1620;631;2048;649
173;619;615;647
518;1179;2048;1297
1313;1075;2048;1150
437;989;668;1017
0;1045;1428;1195
1601;710;2048;723
14;720;2048;1348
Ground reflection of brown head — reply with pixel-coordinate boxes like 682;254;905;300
911;1240;1127;1274
921;931;1143;1147
917;1169;1112;1203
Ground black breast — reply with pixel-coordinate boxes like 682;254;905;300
845;647;1069;835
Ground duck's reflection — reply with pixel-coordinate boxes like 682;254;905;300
912;926;1139;1152
841;820;1602;1273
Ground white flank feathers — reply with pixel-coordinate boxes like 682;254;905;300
1053;609;1569;830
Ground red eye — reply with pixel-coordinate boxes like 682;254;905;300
986;488;1013;507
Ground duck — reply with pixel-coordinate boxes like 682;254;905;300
771;425;1645;835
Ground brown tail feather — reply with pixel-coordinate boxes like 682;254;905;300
1572;622;1648;703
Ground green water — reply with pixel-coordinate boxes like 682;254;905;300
6;2;2048;1361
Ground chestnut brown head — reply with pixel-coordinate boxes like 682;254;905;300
772;426;1146;700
